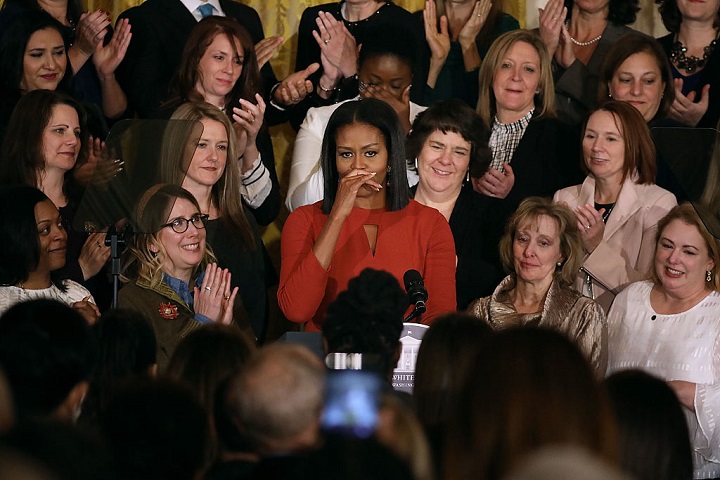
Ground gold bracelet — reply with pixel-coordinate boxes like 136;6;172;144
318;81;336;93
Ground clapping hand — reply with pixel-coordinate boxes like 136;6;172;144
313;11;358;80
232;93;266;158
255;35;284;69
573;203;605;253
194;263;239;325
273;63;319;106
93;18;131;78
669;79;710;127
75;9;111;57
472;164;515;199
538;0;567;58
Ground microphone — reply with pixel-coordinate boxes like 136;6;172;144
403;270;427;319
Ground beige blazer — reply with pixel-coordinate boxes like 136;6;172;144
554;175;677;312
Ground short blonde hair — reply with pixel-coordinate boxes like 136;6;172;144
477;30;556;127
499;197;583;287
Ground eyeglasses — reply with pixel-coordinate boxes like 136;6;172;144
162;214;209;233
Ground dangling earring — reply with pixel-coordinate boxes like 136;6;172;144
465;170;470;183
387;165;391;173
414;158;418;170
707;270;713;282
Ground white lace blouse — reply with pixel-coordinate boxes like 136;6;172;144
0;281;94;318
608;280;720;479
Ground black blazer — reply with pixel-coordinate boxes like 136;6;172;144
117;0;278;119
450;185;506;309
499;115;584;214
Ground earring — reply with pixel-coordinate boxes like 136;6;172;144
707;270;713;282
556;261;562;267
465;170;470;183
414;158;418;170
608;93;612;98
535;90;540;95
387;165;391;173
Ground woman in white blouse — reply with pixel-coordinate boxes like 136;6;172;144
0;186;98;324
608;203;720;478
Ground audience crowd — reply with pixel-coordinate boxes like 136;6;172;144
0;0;719;478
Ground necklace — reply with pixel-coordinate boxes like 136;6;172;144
569;33;602;46
566;21;602;46
670;34;718;74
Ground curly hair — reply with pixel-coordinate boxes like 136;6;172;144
323;268;409;378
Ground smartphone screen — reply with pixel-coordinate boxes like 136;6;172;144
320;370;382;439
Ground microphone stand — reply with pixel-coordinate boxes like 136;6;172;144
404;303;425;323
104;224;132;309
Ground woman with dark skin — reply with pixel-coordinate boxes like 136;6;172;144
0;185;98;324
279;99;456;331
0;90;111;309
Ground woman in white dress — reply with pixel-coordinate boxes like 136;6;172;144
608;203;720;478
0;185;97;323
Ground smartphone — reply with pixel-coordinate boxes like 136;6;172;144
320;370;382;439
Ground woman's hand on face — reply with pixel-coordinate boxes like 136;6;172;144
331;170;383;220
78;232;111;281
574;203;605;253
472;164;515;199
75;9;112;57
669;79;710;127
194;263;238;324
93;18;132;78
423;0;451;63
361;84;412;133
457;0;491;48
254;35;284;69
72;296;100;325
232;93;266;150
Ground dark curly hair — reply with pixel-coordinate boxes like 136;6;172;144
323;268;409;378
564;0;640;25
655;0;720;32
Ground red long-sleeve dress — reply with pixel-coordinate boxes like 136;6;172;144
278;200;457;331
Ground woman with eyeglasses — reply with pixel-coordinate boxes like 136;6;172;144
119;184;253;371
